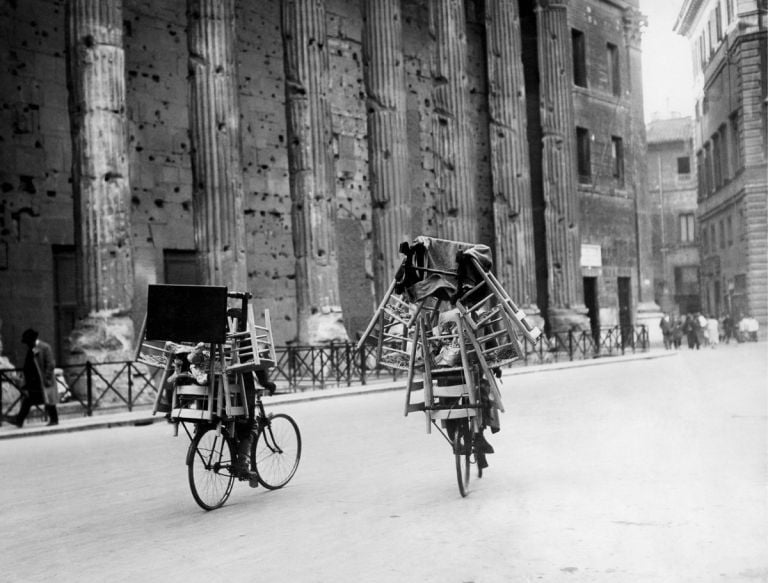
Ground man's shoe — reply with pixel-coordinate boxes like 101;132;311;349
474;432;495;454
3;416;22;428
45;421;58;427
476;452;489;470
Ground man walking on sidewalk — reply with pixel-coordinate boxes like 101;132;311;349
5;329;58;428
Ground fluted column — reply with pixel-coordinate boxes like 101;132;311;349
536;0;587;330
430;0;476;242
187;0;247;290
66;0;135;364
363;0;411;303
485;0;538;313
282;0;347;343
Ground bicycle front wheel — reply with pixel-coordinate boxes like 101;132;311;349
187;425;235;511
453;420;471;497
251;413;301;490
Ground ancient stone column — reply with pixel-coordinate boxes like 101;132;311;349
535;0;587;331
187;0;247;291
623;7;661;339
363;0;411;303
282;0;347;343
485;0;538;315
66;0;135;365
430;0;476;243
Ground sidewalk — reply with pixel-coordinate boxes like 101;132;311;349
0;350;677;440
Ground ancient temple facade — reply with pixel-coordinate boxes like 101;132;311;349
0;0;653;362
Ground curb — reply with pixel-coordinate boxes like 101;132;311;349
0;350;675;441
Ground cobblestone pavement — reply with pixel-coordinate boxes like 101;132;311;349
0;344;765;582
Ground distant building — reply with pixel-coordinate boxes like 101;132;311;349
0;0;655;363
647;117;701;317
674;0;767;326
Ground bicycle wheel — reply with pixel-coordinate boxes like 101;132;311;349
453;420;471;497
187;425;235;511
251;413;301;490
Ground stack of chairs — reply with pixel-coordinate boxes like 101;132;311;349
357;237;542;431
135;286;276;425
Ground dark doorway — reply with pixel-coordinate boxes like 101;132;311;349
583;276;599;347
618;276;632;348
53;245;77;364
163;250;198;285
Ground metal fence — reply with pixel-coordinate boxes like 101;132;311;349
0;325;647;425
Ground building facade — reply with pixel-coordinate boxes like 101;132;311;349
0;0;654;365
647;116;702;317
675;0;767;326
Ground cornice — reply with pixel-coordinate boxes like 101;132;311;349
674;0;706;36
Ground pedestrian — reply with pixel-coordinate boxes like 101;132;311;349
722;314;733;344
5;328;58;427
659;313;673;350
707;315;720;349
672;317;684;348
696;312;708;348
744;315;759;342
684;314;699;349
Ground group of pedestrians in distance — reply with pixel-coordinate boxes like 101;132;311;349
660;311;760;350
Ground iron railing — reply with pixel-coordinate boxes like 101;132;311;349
0;325;647;425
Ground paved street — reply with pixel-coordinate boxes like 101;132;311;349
1;344;766;583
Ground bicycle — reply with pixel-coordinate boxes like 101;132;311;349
186;387;302;511
137;285;302;511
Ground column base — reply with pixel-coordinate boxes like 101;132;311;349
304;308;349;344
548;305;590;333
635;301;664;347
66;314;137;404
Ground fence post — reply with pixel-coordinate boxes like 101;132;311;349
568;330;574;361
86;361;93;416
127;362;133;412
360;344;367;385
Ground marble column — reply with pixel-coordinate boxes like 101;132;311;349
187;0;247;291
535;0;587;331
282;0;347;343
66;0;135;364
485;0;539;316
430;0;476;243
363;0;411;303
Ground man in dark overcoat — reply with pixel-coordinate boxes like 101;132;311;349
6;328;58;427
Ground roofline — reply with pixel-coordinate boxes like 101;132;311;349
674;0;706;36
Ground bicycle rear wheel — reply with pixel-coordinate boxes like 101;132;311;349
251;413;301;490
453;420;471;497
187;425;235;511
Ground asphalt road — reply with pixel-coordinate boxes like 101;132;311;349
1;343;766;583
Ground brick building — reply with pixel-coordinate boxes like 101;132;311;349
0;0;655;365
674;0;767;327
647;116;702;317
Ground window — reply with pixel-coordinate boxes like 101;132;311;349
576;127;591;182
727;215;733;245
715;2;723;40
677;156;691;175
702;226;709;253
710;224;716;252
704;142;713;194
607;43;620;96
572;29;587;88
718;124;729;181
611;136;624;187
699;34;706;69
726;0;734;22
719;219;725;249
712;133;721;187
680;213;695;243
730;112;741;171
696;150;705;199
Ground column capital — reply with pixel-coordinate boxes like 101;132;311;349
535;0;570;11
623;7;647;48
